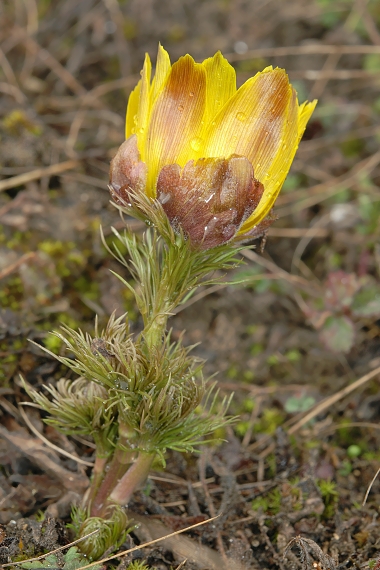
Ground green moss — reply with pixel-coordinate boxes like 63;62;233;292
74;277;99;300
227;364;238;379
57;313;80;329
242;370;255;382
266;354;279;366
235;421;250;437
285;349;301;362
0;276;24;309
250;343;263;356
317;479;339;518
2;109;42;136
252;487;281;515
243;398;255;413
338;459;352;477
253;408;284;435
126;562;151;570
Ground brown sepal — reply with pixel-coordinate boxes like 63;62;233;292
156;155;264;250
109;135;147;205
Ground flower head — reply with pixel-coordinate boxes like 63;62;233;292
110;45;316;249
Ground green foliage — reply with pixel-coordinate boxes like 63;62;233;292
317;479;339;518
72;506;130;561
27;190;238;557
363;53;380;73
126;562;151;570
319;315;355;353
29;313;232;459
347;444;361;459
251;487;282;515
302;270;380;353
357;195;380;237
352;285;380;317
105;221;241;345
253;408;285;435
285;394;316;414
21;547;101;570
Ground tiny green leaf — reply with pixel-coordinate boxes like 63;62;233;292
319;315;355;353
352;285;380;318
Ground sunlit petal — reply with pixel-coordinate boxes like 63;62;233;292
145;55;207;197
202;51;236;126
125;54;151;156
202;67;293;173
151;43;171;103
239;96;317;233
125;81;140;139
298;99;317;143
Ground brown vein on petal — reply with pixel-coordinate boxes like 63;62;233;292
234;70;291;178
146;55;206;194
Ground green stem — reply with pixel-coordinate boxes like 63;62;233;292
86;455;109;508
109;451;155;506
143;310;169;348
90;447;134;517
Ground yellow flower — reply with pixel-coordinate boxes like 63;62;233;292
110;45;316;249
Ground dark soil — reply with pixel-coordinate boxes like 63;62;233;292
1;0;380;569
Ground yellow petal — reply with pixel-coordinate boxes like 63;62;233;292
145;54;207;197
298;99;317;143
239;97;317;233
125;53;152;154
239;88;298;232
200;66;312;233
202;51;236;126
151;43;171;103
125;81;140;139
202;67;294;174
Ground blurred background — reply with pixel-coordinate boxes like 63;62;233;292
1;0;380;566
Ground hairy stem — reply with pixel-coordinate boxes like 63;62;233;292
143;310;169;349
109;451;155;506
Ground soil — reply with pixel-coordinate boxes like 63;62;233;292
1;0;380;569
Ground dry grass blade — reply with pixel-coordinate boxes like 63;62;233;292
288;365;380;435
173;273;297;314
241;249;320;294
174;561;187;570
362;466;380;506
0;160;80;192
0;253;36;281
277;150;380;216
